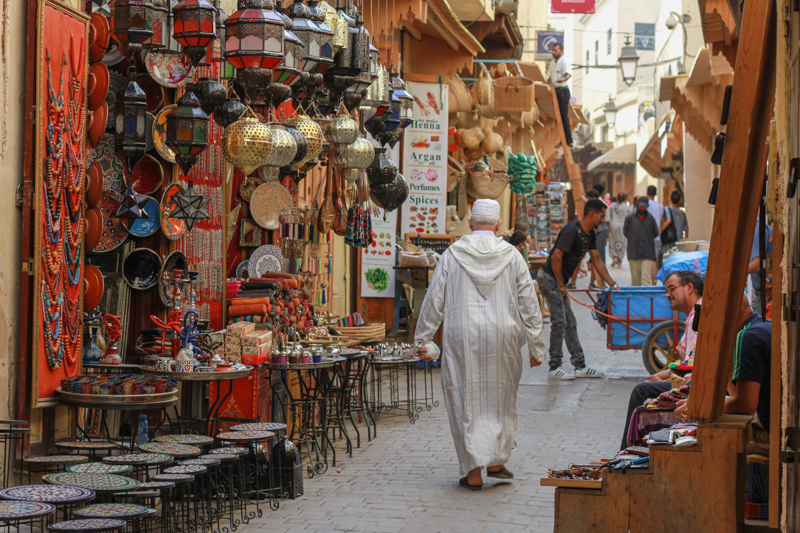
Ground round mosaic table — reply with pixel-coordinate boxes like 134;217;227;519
67;464;133;475
24;455;89;466
229;422;287;432
74;503;150;519
102;453;173;467
179;458;220;467
48;518;127;532
0;500;56;521
216;431;274;442
54;441;118;451
0;484;95;505
151;473;194;484
199;453;237;462
42;473;140;493
153;434;214;446
209;447;248;456
138;442;200;458
137;481;176;490
163;465;207;475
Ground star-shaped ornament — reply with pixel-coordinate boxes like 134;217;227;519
169;180;211;231
112;185;149;219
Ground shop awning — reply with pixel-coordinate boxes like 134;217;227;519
587;143;636;171
639;114;684;178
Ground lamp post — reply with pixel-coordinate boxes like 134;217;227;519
603;98;617;129
618;35;639;86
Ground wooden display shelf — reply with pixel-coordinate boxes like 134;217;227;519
540;477;602;490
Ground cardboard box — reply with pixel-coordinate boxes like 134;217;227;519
242;353;265;365
242;331;272;348
227;322;255;338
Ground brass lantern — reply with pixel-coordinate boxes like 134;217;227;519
115;69;148;172
113;0;154;60
342;136;374;181
166;90;210;175
325;112;358;144
222;115;273;176
287;114;323;168
172;0;217;68
258;123;296;183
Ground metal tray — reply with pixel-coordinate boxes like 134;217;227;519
56;387;177;404
139;366;253;381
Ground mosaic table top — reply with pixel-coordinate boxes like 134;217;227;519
0;500;56;520
151;473;193;483
230;422;287;432
209;447;248;455
199;454;237;462
43;473;140;493
137;481;175;490
24;455;89;465
216;431;274;442
48;518;127;532
179;458;220;466
153;434;214;445
0;484;95;504
102;453;173;466
54;441;118;450
68;464;133;475
163;465;207;475
74;503;149;519
138;443;200;458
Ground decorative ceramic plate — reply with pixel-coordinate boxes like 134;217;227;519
42;473;140;493
94;191;129;254
250;183;293;230
105;71;126;131
85;206;103;252
160;183;186;240
136;73;166;113
153;105;177;163
0;500;56;519
163;465;207;475
230;422;287;432
87;62;109;111
101;42;124;67
74;503;150;519
127;197;161;238
179;458;220;466
102;453;174;466
48;518;127;532
0;484;95;503
151;473;193;483
54;441;119;450
216;431;274;442
122;248;163;290
67;464;133;474
138;442;200;458
137;481;176;489
159;250;188;307
235;260;249;279
130;155;164;195
251;255;282;278
24;455;88;464
90;133;125;193
144;50;194;88
145;113;155;152
154;434;214;445
209;447;248;455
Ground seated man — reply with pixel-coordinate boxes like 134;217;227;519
620;270;703;450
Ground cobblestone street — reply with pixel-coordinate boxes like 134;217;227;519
245;265;642;532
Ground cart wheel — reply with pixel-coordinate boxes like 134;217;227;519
641;319;686;374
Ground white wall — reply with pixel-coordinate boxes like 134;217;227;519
682;123;714;240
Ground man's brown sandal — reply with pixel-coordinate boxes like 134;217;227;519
486;466;514;479
459;477;483;490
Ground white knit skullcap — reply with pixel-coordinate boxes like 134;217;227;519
471;199;501;218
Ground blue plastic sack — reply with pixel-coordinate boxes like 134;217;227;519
657;251;709;284
608;287;686;348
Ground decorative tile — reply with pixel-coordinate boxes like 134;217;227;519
151;473;193;483
24;455;89;464
103;453;173;465
163;465;207;475
153;434;214;445
209;447;248;455
138;443;200;458
42;473;140;493
179;458;220;466
0;500;56;519
230;422;287;432
74;503;150;519
68;464;133;475
137;481;176;489
54;441;118;450
216;431;274;442
48;518;127;531
0;484;95;504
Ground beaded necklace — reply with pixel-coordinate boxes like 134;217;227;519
41;279;64;368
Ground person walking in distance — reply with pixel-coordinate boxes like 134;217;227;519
414;199;547;490
607;192;630;268
624;197;660;286
537;199;619;380
548;43;573;147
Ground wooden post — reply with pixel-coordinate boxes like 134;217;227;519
687;0;776;422
550;86;585;217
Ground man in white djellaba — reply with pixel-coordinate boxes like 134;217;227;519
414;199;546;490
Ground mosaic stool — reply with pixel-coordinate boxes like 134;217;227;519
47;518;126;532
23;455;89;484
0;484;95;523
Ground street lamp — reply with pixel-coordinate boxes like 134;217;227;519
603;98;618;129
618;35;639;86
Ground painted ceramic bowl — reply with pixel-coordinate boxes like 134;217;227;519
122;248;163;291
127;196;160;238
130;154;163;195
85;162;103;208
83;265;104;312
160;183;186;240
84;206;103;252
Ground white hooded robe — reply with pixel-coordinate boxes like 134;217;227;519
414;234;546;476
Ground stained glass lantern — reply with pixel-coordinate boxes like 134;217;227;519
113;0;154;59
198;0;227;65
173;0;217;68
258;123;296;183
147;0;170;50
170;180;211;230
166;90;210;175
274;19;303;86
287;0;333;75
115;68;148;172
392;77;414;129
222;115;273;176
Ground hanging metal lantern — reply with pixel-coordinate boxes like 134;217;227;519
366;146;397;185
368;41;379;80
170;180;211;230
193;77;227;116
222;115;273;176
369;172;408;212
392;77;414;129
325;112;358;144
113;185;150;219
147;0;170;50
258;123;296;183
198;0;227;65
214;96;248;127
113;0;154;59
287;0;333;76
287;114;323;168
166;91;210;175
319;1;346;52
285;125;308;165
342;136;374;181
273;18;303;86
115;68;148;172
172;0;217;68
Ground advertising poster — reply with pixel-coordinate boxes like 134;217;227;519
360;208;399;298
400;81;449;238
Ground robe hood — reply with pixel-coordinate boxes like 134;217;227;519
448;235;517;300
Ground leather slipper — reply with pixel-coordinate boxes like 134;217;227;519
486;466;514;479
459;477;482;490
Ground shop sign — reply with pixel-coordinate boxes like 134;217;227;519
360;208;398;298
535;31;564;60
551;0;595;13
401;81;448;238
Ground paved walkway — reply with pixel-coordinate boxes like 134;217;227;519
244;263;645;532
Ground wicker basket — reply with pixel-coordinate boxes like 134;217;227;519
486;155;508;173
475;72;493;105
335;322;386;343
448;75;473;115
447;156;465;192
467;171;509;200
494;77;536;113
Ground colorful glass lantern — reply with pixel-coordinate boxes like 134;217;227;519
147;0;170;50
115;68;148;172
166;91;210;175
172;0;217;68
392;77;414;129
222;115;273;176
198;0;227;65
273;19;303;86
169;180;211;230
113;0;154;59
287;0;333;75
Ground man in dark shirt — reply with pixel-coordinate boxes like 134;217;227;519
538;199;619;379
624;197;660;286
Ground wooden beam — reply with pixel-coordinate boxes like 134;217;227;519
403;21;423;41
687;0;776;422
549;86;584;216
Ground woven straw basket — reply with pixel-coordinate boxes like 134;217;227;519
467;171;509;200
494;77;536;113
336;322;386;343
447;156;466;192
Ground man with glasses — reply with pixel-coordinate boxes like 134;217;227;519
619;270;703;451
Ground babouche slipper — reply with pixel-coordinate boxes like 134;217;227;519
486;466;514;479
459;477;483;490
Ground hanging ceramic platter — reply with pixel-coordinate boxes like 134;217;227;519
122;248;163;290
234;260;249;279
84;206;103;252
251;254;282;278
159;250;188;307
128;196;160;238
144;50;194;88
136;73;166;113
90;134;125;193
250;183;293;230
105;70;126;131
129;154;163;195
83;265;104;312
153;105;177;164
101;42;124;67
160;183;186;240
95;191;129;253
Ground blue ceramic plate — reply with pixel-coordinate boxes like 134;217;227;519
128;197;161;238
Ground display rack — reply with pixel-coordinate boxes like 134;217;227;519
527;182;567;253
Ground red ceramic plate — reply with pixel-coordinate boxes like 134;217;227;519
85;162;103;208
83;265;104;312
136;73;166;113
89;13;110;63
88;62;109;111
130;154;164;195
84;206;103;253
160;183;186;241
87;103;107;149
